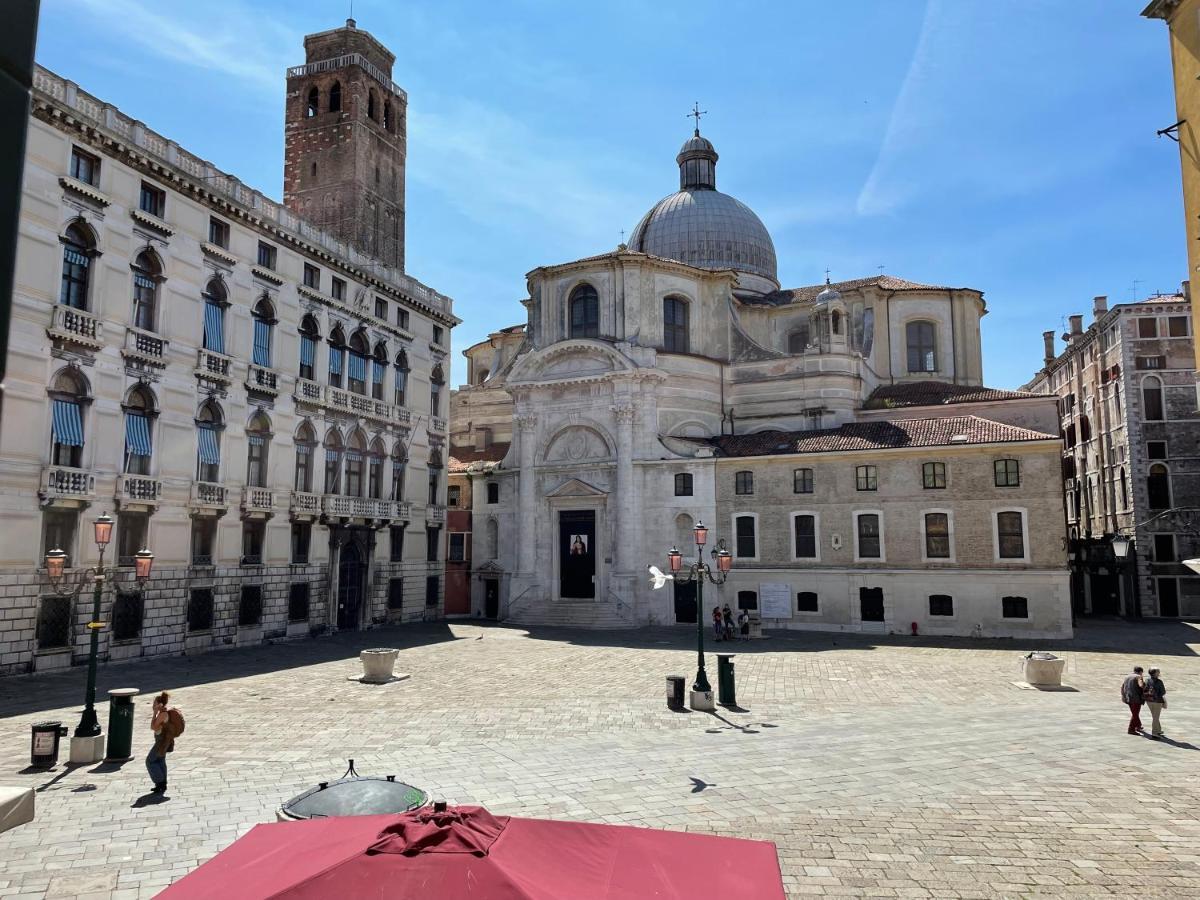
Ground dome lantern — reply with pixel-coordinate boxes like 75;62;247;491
677;131;718;191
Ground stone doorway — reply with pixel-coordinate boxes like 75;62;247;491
337;540;366;630
559;509;596;599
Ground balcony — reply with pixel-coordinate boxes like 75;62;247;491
426;505;447;524
47;305;104;350
321;494;397;521
245;364;279;397
189;481;228;513
122;326;169;367
39;466;95;505
241;486;274;518
294;377;323;405
430;416;447;433
290;490;321;520
195;348;234;384
116;474;162;509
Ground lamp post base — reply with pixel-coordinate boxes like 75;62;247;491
69;733;105;765
689;689;715;712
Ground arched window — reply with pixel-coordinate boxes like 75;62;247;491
476;367;489;385
49;369;88;468
831;310;842;335
1148;463;1171;511
346;430;367;497
246;412;272;488
348;330;369;395
123;385;155;475
60;223;94;309
906;321;936;373
383;100;392;131
430;364;445;416
294;421;316;492
391;443;407;501
368;438;386;499
394;349;410;407
1119;467;1127;510
202;278;227;353
1079;415;1091;443
569;284;599;339
367;89;378;121
787;322;810;354
328;81;341;113
306;86;319;117
486;518;498;559
323;429;343;494
252;296;274;368
1142;376;1164;421
131;250;161;332
299;314;320;381
328;325;346;388
663;296;689;352
371;342;388;401
196;400;223;483
675;512;694;551
428;447;443;505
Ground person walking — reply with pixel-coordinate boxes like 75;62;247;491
722;604;735;641
711;606;723;642
1121;666;1145;735
145;691;179;794
738;608;750;641
1144;667;1167;738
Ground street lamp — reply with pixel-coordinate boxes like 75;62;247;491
45;511;153;757
667;520;732;711
1109;533;1139;620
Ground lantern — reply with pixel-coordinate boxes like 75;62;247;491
667;546;683;574
715;544;732;573
45;548;67;588
1111;535;1131;561
693;520;708;547
134;548;154;583
93;512;114;550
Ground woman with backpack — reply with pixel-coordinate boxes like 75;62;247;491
146;691;183;794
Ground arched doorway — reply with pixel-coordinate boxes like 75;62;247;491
338;541;365;630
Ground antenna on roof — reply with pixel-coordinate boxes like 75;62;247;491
1131;279;1143;300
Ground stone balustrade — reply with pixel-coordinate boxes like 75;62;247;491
246;364;279;396
189;481;228;509
40;465;95;502
116;473;162;506
241;486;274;515
195;348;234;383
321;494;398;520
47;305;104;349
426;505;447;524
430;416;447;433
123;326;169;366
290;491;321;519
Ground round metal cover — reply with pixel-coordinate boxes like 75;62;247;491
281;777;427;820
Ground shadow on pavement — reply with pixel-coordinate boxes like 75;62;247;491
130;792;169;807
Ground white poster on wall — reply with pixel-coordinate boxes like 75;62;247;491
759;582;792;619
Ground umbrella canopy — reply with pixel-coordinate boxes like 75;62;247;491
159;805;784;899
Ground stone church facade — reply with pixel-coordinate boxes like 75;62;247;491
449;130;1072;637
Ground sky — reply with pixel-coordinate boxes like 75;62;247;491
33;0;1186;389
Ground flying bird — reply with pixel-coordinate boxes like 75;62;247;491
647;565;674;590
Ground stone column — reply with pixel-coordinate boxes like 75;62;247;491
612;403;636;574
515;412;538;575
327;528;343;630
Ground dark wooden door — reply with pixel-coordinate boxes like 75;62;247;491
859;587;884;622
1090;572;1120;616
338;541;364;629
559;510;596;599
1158;577;1180;617
673;580;696;623
484;579;499;619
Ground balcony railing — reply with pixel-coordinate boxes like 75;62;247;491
116;473;162;505
430;416;447;433
293;378;407;425
48;305;104;349
123;326;169;365
196;348;234;383
40;465;95;502
245;364;279;395
241;486;274;514
189;481;228;508
321;494;397;520
427;505;447;524
290;490;321;518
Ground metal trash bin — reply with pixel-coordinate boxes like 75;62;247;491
716;654;736;707
30;722;68;769
106;688;139;760
666;676;686;710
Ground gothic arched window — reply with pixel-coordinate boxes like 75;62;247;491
323;429;343;494
60;223;94;309
391;443;407;501
371;342;388;401
328;325;346;388
348;331;369;395
252;295;274;368
663;296;689;353
394;349;409;407
428;448;443;505
299;314;320;381
569;284;599;339
202;278;227;353
50;369;88;468
328;81;341;113
346;430;367;497
367;89;378;121
430;364;445;416
1148;463;1171;511
306;86;319;117
294;421;316;492
906;321;936;373
368;438;386;499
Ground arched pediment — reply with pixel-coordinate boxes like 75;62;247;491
541;425;613;465
507;340;635;386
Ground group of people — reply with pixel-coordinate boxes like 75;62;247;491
711;604;749;641
1121;666;1168;738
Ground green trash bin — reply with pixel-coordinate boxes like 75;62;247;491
106;688;139;760
716;654;736;707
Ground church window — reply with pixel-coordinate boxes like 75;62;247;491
663;297;689;353
329;81;341;112
298;315;320;381
787;323;810;353
734;471;754;495
306;86;319;117
245;412;271;489
831;310;841;335
367;89;378;121
569;284;599;339
674;473;693;497
906;321;937;373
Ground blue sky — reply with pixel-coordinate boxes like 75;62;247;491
35;0;1184;389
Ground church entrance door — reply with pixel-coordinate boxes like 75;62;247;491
559;510;596;599
338;541;366;630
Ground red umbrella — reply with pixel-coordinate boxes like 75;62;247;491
159;804;784;899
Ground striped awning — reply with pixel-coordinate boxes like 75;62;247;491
348;352;367;382
329;347;343;376
203;302;225;354
247;434;265;448
64;247;89;267
124;413;152;457
372;360;386;385
345;450;363;463
197;426;221;465
51;400;84;447
252;320;271;367
134;273;155;291
300;336;315;367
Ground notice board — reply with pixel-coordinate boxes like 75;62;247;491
759;582;792;619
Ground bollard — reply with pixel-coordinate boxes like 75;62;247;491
105;688;139;760
666;675;686;710
716;654;736;707
30;722;68;769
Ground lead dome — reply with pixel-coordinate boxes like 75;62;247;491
628;130;778;293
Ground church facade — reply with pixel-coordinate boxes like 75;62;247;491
449;131;1072;637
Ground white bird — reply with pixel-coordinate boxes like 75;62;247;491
647;565;674;590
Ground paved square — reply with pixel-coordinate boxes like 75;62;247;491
2;621;1200;898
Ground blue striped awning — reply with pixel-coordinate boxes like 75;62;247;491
345;450;363;463
64;247;89;267
252;320;271;367
328;347;343;376
372;360;386;385
133;273;155;291
203;302;225;354
52;400;84;447
300;336;315;367
197;426;221;466
247;434;265;448
348;352;367;382
125;413;152;457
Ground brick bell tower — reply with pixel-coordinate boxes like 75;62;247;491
284;18;406;271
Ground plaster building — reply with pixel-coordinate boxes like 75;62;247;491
0;20;457;677
448;129;1072;637
1024;291;1200;618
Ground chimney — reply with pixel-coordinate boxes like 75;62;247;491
1092;295;1107;319
1183;280;1191;302
1042;330;1056;366
1068;314;1083;339
474;427;492;452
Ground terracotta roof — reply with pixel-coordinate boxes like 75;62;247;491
448;442;511;473
749;275;968;306
702;416;1055;458
864;381;1038;410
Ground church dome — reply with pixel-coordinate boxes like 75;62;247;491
628;131;778;289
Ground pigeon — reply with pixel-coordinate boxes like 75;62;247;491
647;565;674;590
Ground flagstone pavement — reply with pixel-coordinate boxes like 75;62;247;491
2;619;1200;898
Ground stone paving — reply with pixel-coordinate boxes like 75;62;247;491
2;619;1200;898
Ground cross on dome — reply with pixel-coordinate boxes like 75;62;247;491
688;101;707;136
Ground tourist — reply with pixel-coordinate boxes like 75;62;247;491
722;605;735;641
146;691;178;794
712;606;723;641
1144;667;1167;738
1121;666;1145;735
738;608;750;640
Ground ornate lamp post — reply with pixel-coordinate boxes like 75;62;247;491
45;512;153;759
667;520;732;711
